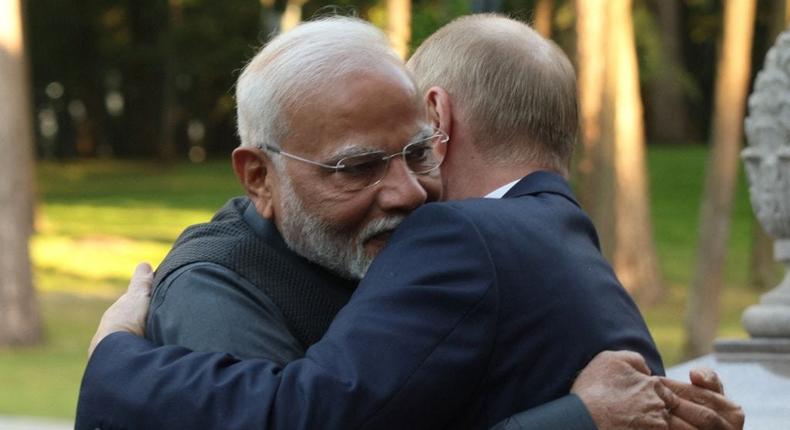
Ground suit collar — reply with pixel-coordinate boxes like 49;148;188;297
502;171;581;208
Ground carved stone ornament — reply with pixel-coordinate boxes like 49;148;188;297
742;30;790;338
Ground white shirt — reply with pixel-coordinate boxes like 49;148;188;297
484;179;521;199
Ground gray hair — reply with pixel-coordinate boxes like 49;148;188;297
236;16;403;155
407;14;578;175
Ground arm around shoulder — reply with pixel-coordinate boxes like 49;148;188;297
77;203;501;429
490;395;597;430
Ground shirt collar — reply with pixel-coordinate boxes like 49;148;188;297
484;179;522;199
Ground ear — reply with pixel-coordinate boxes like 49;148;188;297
232;147;277;219
425;86;453;138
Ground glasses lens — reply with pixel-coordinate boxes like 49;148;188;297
403;133;447;174
336;152;388;191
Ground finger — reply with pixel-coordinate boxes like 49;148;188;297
661;378;735;413
129;262;154;296
610;350;651;375
655;378;681;411
668;414;696;430
669;397;733;430
690;367;724;395
134;262;153;276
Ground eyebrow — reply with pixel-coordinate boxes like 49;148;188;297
326;145;384;163
325;124;436;162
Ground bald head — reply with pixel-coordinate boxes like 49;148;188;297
408;14;578;175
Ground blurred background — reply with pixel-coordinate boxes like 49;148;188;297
0;0;786;421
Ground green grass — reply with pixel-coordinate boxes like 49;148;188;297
0;294;112;418
1;160;240;418
0;149;770;418
643;145;763;365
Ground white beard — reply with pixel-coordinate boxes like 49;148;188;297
277;175;405;280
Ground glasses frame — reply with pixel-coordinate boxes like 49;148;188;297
259;128;449;191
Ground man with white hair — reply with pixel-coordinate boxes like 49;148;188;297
143;16;442;362
76;15;743;430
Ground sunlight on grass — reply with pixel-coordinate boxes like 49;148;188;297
38;204;214;242
31;235;170;296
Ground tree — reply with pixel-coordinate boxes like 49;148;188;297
387;0;411;59
603;0;664;306
684;0;757;358
534;0;554;38
0;0;43;346
123;0;169;158
574;0;607;215
576;0;663;306
647;0;688;142
281;0;307;32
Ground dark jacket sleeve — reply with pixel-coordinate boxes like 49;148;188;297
76;203;500;430
147;262;304;363
490;395;597;430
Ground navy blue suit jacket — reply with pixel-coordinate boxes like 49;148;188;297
76;172;662;429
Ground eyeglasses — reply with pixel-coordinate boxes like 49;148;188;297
260;128;449;192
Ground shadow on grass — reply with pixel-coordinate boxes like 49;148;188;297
38;160;242;213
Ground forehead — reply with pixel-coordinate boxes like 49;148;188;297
283;65;425;156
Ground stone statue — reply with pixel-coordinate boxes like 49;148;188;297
742;30;790;338
667;31;790;430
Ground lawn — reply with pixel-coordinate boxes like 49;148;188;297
0;147;768;418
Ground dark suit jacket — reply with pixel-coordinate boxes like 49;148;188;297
76;171;662;429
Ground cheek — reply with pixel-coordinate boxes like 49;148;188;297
305;188;376;232
418;173;443;202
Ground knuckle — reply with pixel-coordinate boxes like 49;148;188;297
732;406;745;426
696;409;720;428
598;350;616;360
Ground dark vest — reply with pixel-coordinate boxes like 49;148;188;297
152;197;357;348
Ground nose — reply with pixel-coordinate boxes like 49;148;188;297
376;157;427;212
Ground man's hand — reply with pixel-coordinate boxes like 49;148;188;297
88;263;154;357
571;350;674;430
662;368;744;430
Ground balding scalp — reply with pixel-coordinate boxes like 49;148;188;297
408;14;578;175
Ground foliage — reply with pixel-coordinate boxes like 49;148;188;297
24;0;783;161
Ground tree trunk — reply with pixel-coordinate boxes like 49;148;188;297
159;0;180;162
124;0;168;158
387;0;411;59
0;0;43;346
259;0;282;37
574;0;608;217
605;0;664;306
683;0;756;359
280;0;307;33
647;0;688;142
534;0;554;38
